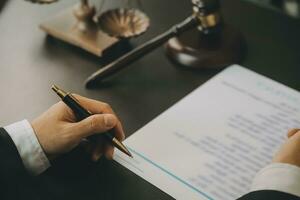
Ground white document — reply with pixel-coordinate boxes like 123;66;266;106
114;65;300;200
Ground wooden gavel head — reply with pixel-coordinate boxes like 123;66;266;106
191;0;223;34
165;0;245;69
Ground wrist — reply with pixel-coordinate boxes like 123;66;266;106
251;163;300;197
4;120;51;175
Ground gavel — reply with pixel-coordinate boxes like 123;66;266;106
85;0;243;87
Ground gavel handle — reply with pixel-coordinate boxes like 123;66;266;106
85;15;198;87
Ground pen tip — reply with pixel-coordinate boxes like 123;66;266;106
128;152;133;158
121;145;133;158
125;148;133;158
112;138;133;158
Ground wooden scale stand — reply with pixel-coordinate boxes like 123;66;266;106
25;0;246;86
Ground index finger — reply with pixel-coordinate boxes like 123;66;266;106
73;94;125;141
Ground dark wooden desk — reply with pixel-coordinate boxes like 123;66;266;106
1;0;300;199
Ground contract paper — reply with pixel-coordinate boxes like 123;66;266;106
114;65;300;200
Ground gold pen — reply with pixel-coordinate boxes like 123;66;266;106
51;85;132;158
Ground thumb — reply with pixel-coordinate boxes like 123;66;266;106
73;114;118;138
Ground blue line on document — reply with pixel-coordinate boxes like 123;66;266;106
115;154;144;173
128;147;214;200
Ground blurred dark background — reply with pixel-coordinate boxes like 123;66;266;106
0;0;7;12
246;0;300;18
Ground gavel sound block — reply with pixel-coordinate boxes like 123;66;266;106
165;0;245;69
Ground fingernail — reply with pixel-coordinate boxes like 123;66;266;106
104;114;116;128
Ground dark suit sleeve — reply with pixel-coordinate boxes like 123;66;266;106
0;127;27;178
0;127;29;199
238;190;300;200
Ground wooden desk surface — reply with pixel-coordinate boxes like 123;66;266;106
1;0;300;199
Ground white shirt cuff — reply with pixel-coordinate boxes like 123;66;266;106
251;163;300;197
4;120;50;175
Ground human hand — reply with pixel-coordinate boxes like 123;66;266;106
31;95;125;161
273;129;300;167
